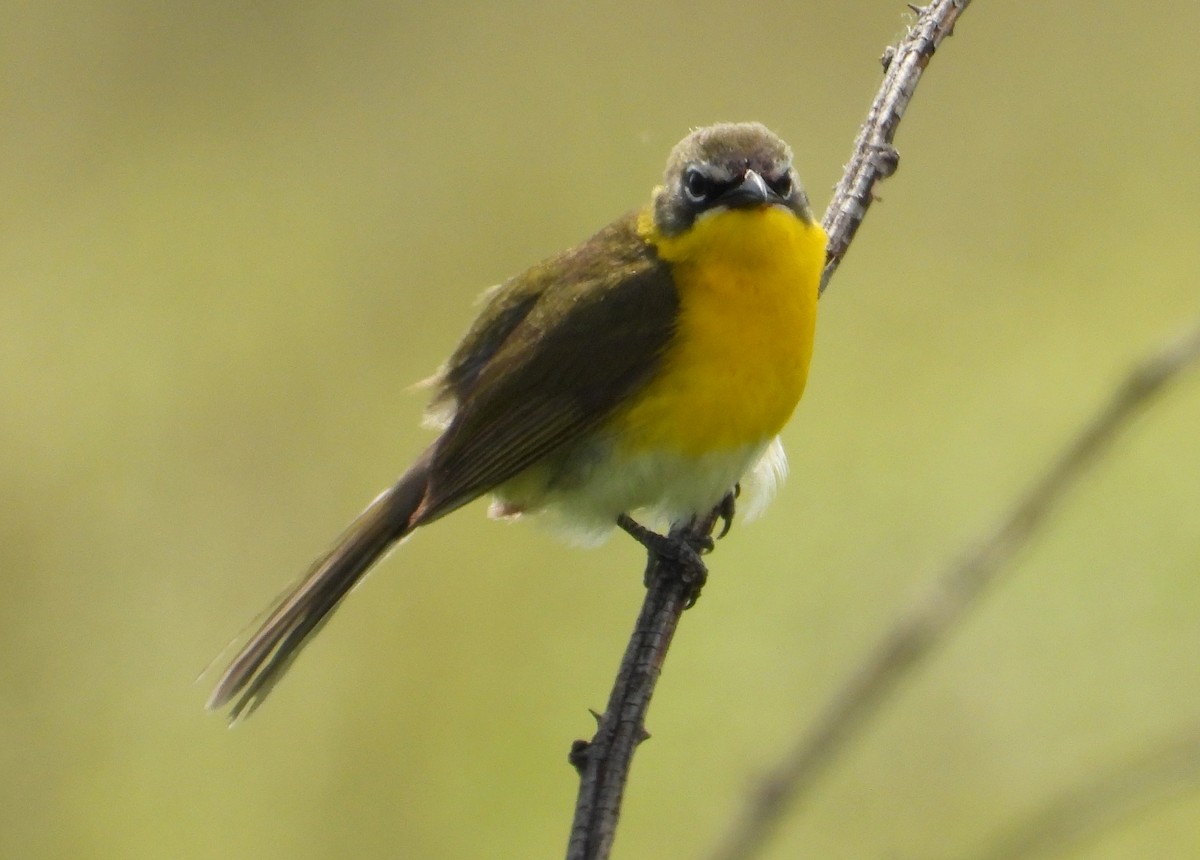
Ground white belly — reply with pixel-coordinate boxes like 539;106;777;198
491;435;788;545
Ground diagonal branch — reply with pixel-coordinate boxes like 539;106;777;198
565;2;977;857
706;319;1200;860
821;0;973;293
567;512;721;860
966;722;1200;860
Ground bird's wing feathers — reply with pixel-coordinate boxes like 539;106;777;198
416;213;678;523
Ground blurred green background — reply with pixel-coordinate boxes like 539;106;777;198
4;2;1199;858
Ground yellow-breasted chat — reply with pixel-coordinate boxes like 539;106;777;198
209;122;827;719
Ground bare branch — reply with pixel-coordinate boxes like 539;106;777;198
707;319;1200;860
566;511;721;860
966;722;1200;860
821;0;973;294
565;2;979;857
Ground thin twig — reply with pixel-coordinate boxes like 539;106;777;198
966;722;1200;860
821;0;972;294
707;320;1200;860
566;512;720;860
565;2;976;857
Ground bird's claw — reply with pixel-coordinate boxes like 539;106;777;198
616;514;711;604
715;484;740;539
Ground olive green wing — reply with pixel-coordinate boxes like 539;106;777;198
413;213;678;525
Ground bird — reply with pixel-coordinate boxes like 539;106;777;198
208;122;827;719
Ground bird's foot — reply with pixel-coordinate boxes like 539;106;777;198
616;514;712;606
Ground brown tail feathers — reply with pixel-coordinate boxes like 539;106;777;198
207;451;433;720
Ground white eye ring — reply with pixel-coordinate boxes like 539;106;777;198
682;168;711;205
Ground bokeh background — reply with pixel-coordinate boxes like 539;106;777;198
4;2;1199;858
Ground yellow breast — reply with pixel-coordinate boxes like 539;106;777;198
613;205;825;456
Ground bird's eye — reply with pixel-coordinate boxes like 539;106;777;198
767;172;793;197
682;168;712;204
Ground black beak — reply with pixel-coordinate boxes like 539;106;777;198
718;169;774;209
